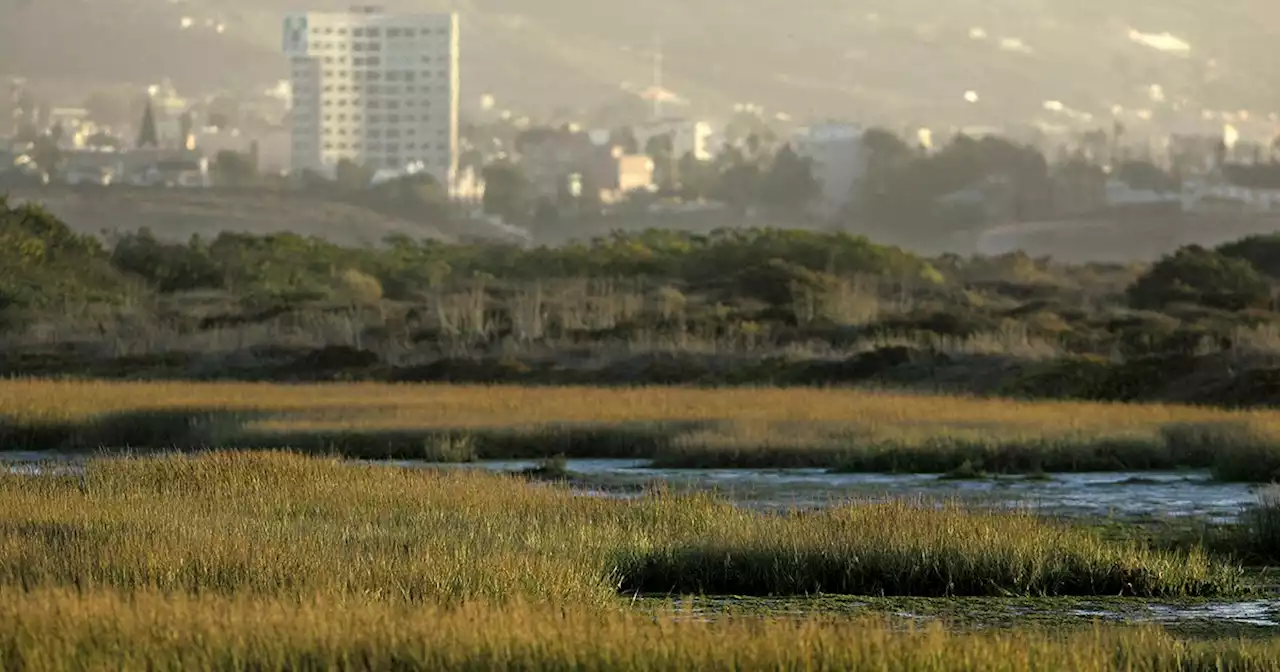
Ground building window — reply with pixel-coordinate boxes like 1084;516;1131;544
366;57;381;66
404;29;416;37
387;28;401;38
353;28;364;37
367;28;380;37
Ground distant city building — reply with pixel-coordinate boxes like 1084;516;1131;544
283;6;461;192
633;118;714;161
1183;164;1280;215
791;122;869;217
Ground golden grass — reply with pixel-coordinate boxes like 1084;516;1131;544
5;587;1280;672
0;453;1239;599
0;379;1267;428
5;380;1280;475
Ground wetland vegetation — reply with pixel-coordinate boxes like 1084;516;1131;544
2;452;1276;669
7;200;1280;667
7;380;1280;480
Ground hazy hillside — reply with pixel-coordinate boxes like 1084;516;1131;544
2;0;1278;131
2;186;455;247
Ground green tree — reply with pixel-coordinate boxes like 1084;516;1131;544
677;152;716;201
645;133;678;193
334;159;374;191
212;150;260;187
1128;245;1273;312
611;126;639;154
30;135;63;178
712;146;762;210
1218;234;1280;279
206;96;241;131
481;161;531;223
137;100;159;149
761;143;818;210
1115;160;1179;192
532;197;560;234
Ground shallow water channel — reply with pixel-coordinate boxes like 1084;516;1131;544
5;452;1278;631
386;458;1261;522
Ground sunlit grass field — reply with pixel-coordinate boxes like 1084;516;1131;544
0;453;1264;670
5;380;1280;477
7;589;1280;672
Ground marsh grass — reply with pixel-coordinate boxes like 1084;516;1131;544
1229;486;1280;563
6;380;1280;478
4;588;1280;672
0;453;1240;600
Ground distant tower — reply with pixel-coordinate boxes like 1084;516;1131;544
651;34;664;119
137;99;159;149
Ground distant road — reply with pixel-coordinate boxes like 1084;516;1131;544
976;212;1280;263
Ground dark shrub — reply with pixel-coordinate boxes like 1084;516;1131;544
1127;245;1272;312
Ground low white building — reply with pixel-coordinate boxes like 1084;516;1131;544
1104;178;1181;208
791;122;869;218
1181;165;1280;214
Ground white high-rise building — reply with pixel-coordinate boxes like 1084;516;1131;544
283;6;460;191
